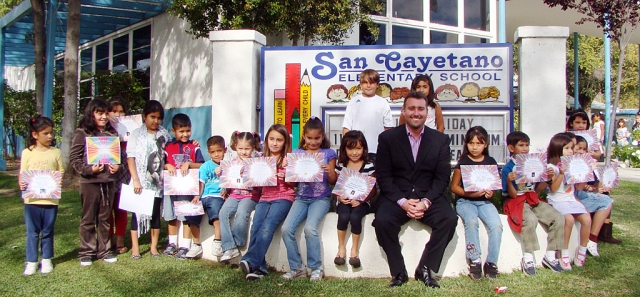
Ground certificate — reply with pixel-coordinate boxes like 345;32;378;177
173;200;205;217
220;159;246;189
572;130;600;151
86;137;121;164
331;167;376;201
595;164;619;192
242;157;277;187
163;169;199;195
119;183;155;216
285;153;324;182
20;170;62;199
108;114;142;142
513;153;548;184
460;165;502;192
559;153;596;184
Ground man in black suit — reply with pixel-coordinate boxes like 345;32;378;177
373;91;457;288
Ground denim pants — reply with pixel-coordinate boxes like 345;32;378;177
24;204;58;262
456;198;503;264
281;197;330;271
219;198;257;251
241;199;293;273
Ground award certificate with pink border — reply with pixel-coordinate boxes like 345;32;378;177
108;114;142;142
513;153;548;184
460;165;501;192
595;164;619;192
86;137;121;164
559;153;596;184
285;153;324;182
242;157;277;187
331;167;376;201
173;201;205;217
20;170;62;199
220;159;246;189
572;130;600;151
163;169;199;195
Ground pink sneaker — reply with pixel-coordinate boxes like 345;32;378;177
574;247;586;267
560;255;572;271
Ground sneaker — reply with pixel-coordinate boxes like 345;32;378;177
574;247;586;267
185;244;203;258
23;262;38;276
587;240;600;257
282;268;306;280
468;262;482;281
175;247;189;260
247;270;266;280
220;248;240;263
163;243;178;256
483;262;499;279
541;256;563;272
80;257;92;267
212;240;223;257
559;255;572;271
103;253;118;263
239;260;252;276
309;269;324;281
521;258;536;276
40;259;53;274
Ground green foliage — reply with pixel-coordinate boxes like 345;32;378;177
0;0;22;17
612;144;640;167
168;0;382;45
92;70;147;113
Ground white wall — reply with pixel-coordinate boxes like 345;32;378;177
151;13;212;109
4;65;35;91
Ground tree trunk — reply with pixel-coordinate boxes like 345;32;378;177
30;0;45;114
605;42;627;165
60;0;81;173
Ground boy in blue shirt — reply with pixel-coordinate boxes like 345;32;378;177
185;136;227;258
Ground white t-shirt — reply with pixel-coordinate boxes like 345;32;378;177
342;94;393;153
425;105;437;130
593;121;604;141
545;164;576;203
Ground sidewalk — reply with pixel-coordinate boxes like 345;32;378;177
617;166;640;183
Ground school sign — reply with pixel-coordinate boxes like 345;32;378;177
260;44;513;163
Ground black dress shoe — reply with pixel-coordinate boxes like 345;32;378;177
414;265;440;288
389;272;408;287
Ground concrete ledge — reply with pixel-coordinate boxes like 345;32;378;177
514;26;570;41
184;212;579;278
209;30;267;45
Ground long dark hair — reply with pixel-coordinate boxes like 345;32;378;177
79;99;115;134
566;109;590;131
547;133;573;165
108;96;128;114
299;116;331;149
460;126;489;158
264;124;291;168
27;115;54;150
410;75;436;108
338;130;369;165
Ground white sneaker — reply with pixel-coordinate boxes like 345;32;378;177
185;244;203;258
282;268;306;280
212;240;223;257
587;240;600;257
560;255;572;271
23;262;38;276
310;269;324;281
40;259;53;274
220;248;240;263
574;247;586;267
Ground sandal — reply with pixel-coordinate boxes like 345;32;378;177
130;254;141;260
151;253;161;258
334;256;346;265
349;256;361;268
116;246;129;254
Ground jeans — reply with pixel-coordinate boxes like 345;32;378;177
281;197;330;271
219;198;257;251
24;204;58;262
241;199;293;273
456;198;503;264
186;196;225;227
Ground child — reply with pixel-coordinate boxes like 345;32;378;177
592;112;605;144
616;119;630;146
126;100;171;259
398;75;445;132
537;133;592;270
107;97;130;254
162;113;205;258
70;99;121;266
333;130;375;269
218;131;261;262
450;126;503;280
342;69;394;162
185;136;227;259
20;116;64;275
573;136;615;257
240;124;296;280
501;131;565;275
281;117;337;281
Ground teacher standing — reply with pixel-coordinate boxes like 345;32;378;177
373;91;457;288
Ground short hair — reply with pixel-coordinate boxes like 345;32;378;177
171;113;191;129
402;91;428;107
506;131;530;146
207;135;225;148
359;69;380;84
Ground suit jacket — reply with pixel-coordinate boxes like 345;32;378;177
376;124;451;204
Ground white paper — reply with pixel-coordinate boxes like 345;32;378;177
119;183;155;216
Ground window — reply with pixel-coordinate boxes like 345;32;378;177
464;0;489;31
393;26;423;44
393;0;423;21
430;31;458;44
430;0;458;27
360;23;386;45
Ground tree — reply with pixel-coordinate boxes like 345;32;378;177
60;0;80;171
566;34;605;114
544;0;640;165
30;0;45;114
168;0;382;45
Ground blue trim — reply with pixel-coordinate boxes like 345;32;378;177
499;0;506;43
0;0;31;28
263;42;511;52
573;32;579;109
162;106;213;161
0;28;7;170
43;0;57;118
259;48;265;142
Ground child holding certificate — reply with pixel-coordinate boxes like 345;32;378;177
107;98;129;255
20;116;64;275
536;133;592;270
69;99;121;266
240;124;296;280
281;117;337;281
333;130;375;269
218;131;261;263
450;126;502;280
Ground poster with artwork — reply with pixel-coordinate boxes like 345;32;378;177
86;137;121;164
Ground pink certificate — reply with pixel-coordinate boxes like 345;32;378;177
163;169;199;195
331;167;376;201
108;114;142;142
513;153;548;184
220;159;246;189
559;153;596;184
20;170;62;199
173;201;205;217
572;130;600;151
594;164;619;192
86;137;121;164
242;157;277;187
285;153;324;182
460;165;502;192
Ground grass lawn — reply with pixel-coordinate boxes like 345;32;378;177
1;172;639;296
